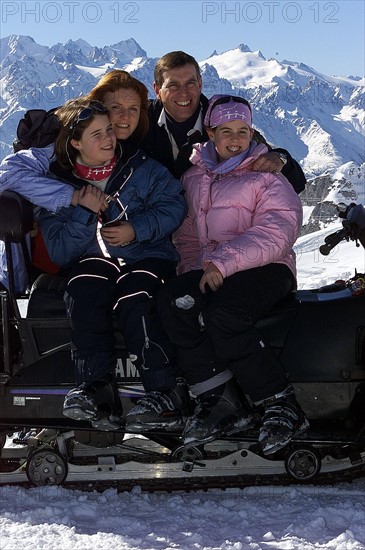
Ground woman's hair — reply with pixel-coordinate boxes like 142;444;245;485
88;70;149;143
55;97;110;169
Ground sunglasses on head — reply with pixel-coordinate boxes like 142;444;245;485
208;95;251;127
69;101;108;136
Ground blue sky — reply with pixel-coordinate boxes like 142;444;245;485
1;1;364;77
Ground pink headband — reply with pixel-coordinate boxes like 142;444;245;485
204;95;252;129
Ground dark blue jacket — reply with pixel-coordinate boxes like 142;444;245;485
39;147;187;268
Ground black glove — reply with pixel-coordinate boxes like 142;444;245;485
346;204;365;229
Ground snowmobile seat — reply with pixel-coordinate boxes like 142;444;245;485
26;273;301;352
0;191;35;298
27;273;68;318
0;191;34;243
26;272;127;351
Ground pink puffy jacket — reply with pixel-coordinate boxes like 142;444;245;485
174;142;303;280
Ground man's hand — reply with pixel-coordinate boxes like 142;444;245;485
100;221;135;246
78;185;106;213
199;262;224;293
251;152;285;173
346;204;365;230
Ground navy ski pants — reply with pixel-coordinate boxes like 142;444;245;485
64;256;177;391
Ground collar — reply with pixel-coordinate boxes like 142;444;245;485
157;107;204;160
157;106;204;134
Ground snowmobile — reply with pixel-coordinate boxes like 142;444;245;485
0;191;365;489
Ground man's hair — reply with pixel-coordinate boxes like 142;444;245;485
89;70;149;143
154;51;201;87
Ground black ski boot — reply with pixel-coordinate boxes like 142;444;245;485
63;376;123;431
183;378;254;447
125;380;192;432
257;386;309;455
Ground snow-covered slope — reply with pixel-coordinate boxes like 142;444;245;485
295;220;365;288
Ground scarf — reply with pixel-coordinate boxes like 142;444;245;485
73;155;117;181
200;140;257;175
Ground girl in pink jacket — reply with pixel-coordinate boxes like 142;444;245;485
128;95;309;456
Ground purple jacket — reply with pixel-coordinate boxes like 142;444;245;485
174;141;303;279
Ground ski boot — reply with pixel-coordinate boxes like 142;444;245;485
257;386;310;455
183;378;254;447
125;380;192;432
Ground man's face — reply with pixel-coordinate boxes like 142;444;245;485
154;64;202;123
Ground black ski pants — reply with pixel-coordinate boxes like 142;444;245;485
64;256;177;391
156;263;293;402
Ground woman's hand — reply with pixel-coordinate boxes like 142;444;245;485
100;221;136;246
78;185;106;213
199;262;224;293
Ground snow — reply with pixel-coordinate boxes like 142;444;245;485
1;226;365;549
295;223;365;289
76;63;114;78
201;48;286;88
201;47;363;88
0;482;364;549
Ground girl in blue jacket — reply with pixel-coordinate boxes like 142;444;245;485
34;77;186;430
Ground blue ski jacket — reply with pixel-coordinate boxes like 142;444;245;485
38;146;187;268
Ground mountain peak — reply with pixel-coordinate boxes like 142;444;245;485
1;34;51;64
8;34;36;45
109;38;147;59
238;44;252;53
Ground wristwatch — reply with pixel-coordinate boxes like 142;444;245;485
276;152;288;166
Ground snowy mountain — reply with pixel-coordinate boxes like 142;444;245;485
200;45;364;177
0;35;364;231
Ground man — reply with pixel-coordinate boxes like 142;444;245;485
142;51;306;193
